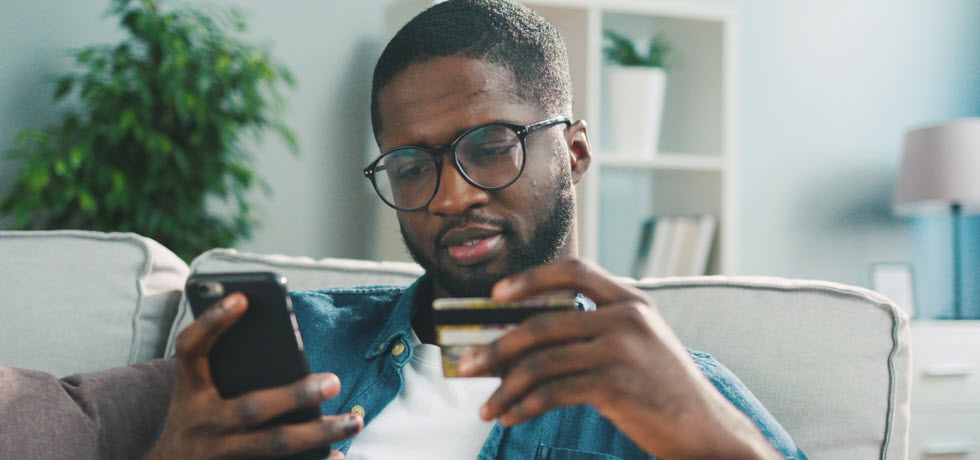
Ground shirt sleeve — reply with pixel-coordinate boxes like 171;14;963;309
0;359;175;460
688;350;808;460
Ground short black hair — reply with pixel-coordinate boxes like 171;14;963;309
370;0;572;138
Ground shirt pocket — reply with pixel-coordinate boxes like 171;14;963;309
534;445;626;460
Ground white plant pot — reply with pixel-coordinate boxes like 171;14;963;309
604;66;667;158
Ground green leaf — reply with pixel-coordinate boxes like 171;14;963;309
79;190;97;213
112;170;126;191
54;160;68;177
28;167;50;190
54;77;74;100
119;108;137;132
69;145;86;169
603;30;672;69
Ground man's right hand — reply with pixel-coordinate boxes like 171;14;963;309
143;293;361;460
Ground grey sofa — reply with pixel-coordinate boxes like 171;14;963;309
0;230;911;459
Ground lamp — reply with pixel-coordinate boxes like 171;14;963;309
894;117;980;319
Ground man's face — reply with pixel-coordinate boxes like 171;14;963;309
375;56;588;298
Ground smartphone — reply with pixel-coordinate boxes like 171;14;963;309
185;272;330;458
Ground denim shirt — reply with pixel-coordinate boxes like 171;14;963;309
291;276;807;459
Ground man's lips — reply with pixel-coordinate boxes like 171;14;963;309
440;226;504;265
446;234;503;265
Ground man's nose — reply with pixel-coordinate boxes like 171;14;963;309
427;156;490;215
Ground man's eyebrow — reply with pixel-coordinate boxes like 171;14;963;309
397;119;522;149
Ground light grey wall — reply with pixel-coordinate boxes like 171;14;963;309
0;1;125;223
215;0;396;260
714;0;980;290
2;1;980;296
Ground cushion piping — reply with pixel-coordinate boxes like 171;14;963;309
881;308;900;460
164;249;425;357
203;249;425;277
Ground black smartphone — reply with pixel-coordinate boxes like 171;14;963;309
185;271;330;458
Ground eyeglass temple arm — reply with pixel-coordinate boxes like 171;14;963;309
524;116;572;135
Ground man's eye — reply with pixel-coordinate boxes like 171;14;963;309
395;162;433;180
472;142;518;159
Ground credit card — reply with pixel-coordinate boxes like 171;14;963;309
433;297;577;377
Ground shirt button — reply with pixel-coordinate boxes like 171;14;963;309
351;405;366;418
391;343;406;357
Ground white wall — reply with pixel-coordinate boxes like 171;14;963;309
721;0;980;288
2;1;980;299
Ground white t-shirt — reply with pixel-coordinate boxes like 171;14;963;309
344;331;500;460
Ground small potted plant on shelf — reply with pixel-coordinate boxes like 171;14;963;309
603;30;672;158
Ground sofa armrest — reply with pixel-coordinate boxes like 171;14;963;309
0;359;175;459
0;230;189;376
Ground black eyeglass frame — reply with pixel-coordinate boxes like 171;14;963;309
363;116;572;212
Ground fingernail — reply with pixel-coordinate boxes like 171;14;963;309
319;375;338;397
329;451;345;460
222;294;242;311
345;415;362;435
493;279;514;297
479;403;491;420
457;352;485;375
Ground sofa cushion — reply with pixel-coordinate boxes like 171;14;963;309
163;252;910;460
164;248;424;357
0;230;189;377
637;276;911;460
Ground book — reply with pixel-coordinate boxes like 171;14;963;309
631;217;657;279
665;216;699;276
646;217;675;278
634;214;717;278
689;214;716;276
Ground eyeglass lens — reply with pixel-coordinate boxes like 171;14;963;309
371;124;524;210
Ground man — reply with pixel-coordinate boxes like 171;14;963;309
147;1;805;459
0;1;804;459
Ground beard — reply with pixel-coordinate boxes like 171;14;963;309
400;175;575;298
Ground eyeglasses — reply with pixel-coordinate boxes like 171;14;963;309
363;117;571;212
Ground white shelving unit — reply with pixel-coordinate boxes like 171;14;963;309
378;0;739;277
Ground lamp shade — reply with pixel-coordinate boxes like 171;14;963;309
894;118;980;215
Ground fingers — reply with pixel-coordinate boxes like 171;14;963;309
492;259;647;306
213;373;342;430
173;292;248;390
479;340;605;421
220;413;363;458
495;372;602;426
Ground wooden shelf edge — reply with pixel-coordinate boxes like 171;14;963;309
595;152;725;171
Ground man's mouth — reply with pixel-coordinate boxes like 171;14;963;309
441;227;505;266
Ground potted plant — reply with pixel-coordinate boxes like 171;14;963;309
0;0;296;261
603;30;672;158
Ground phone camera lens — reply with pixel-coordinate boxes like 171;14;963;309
195;281;224;298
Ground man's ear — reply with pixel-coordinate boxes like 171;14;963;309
565;120;591;184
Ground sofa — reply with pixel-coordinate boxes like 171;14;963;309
0;230;911;459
